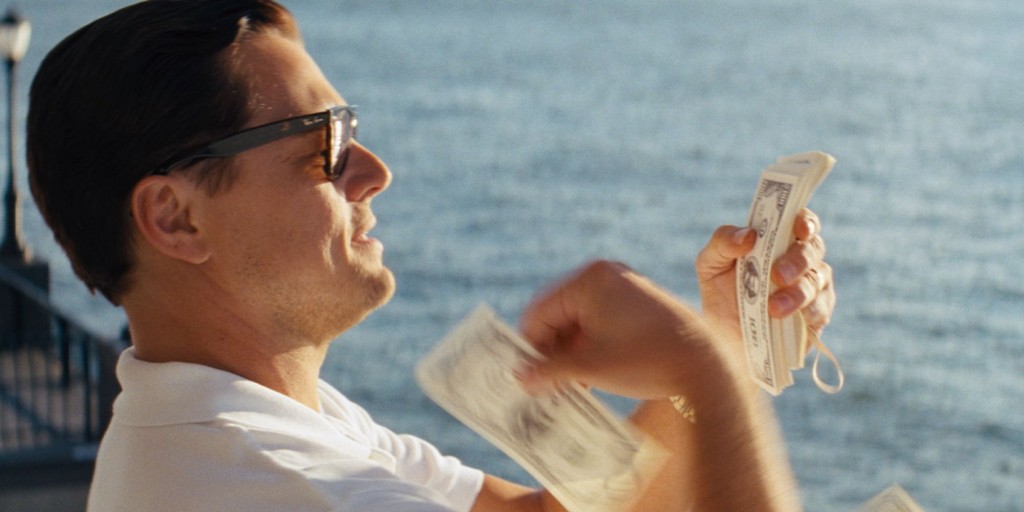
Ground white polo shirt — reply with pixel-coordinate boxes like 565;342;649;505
87;348;484;512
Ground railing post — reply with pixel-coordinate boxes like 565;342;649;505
1;263;125;464
79;332;93;442
55;317;70;389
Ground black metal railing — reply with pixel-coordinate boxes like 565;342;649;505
0;263;123;466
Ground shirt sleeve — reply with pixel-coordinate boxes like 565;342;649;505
372;428;485;511
318;382;485;512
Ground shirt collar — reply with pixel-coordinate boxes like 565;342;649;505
113;347;327;432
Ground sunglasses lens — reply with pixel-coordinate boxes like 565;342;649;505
326;108;357;179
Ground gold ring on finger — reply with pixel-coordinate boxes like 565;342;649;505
807;267;826;290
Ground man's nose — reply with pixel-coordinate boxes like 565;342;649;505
340;141;391;202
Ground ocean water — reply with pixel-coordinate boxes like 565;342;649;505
9;1;1023;510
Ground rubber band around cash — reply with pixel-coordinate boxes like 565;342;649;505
807;328;844;394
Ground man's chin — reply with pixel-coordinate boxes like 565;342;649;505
352;267;397;321
370;268;397;309
317;266;395;339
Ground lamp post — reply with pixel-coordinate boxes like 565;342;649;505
0;8;30;262
0;7;47;340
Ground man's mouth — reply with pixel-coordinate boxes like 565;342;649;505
352;216;379;246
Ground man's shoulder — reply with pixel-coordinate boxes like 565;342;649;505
90;418;467;512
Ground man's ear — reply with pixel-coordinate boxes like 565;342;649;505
131;175;211;264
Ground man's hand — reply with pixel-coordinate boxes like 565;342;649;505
517;260;720;400
510;260;803;512
696;208;836;344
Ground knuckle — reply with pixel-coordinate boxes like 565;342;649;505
582;259;630;279
805;209;820;225
797;278;818;305
803;302;822;322
820;263;834;285
803;299;831;327
713;225;736;238
804;234;825;256
813;235;827;258
787;244;814;270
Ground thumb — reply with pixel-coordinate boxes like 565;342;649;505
516;356;582;395
696;226;755;281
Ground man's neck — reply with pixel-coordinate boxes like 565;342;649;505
122;280;331;411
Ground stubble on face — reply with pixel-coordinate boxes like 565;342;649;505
234;243;396;345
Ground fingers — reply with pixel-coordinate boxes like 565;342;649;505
792;208;820;242
519;260;713;399
768;208;835;323
515;331;588;395
698;211;816;286
802;270;836;334
519;260;630;350
519;260;639;383
775;207;824;295
772;230;826;288
768;261;833;318
517;266;596;393
695;225;756;282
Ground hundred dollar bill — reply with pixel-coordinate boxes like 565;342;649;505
416;305;665;512
736;151;837;395
859;484;925;512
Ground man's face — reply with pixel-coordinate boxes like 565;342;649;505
194;31;395;341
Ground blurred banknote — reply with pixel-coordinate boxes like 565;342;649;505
416;305;665;512
859;484;925;512
736;151;843;395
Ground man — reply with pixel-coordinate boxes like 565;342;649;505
27;1;835;510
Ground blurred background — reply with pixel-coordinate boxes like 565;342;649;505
4;1;1022;510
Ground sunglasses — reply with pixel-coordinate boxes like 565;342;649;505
152;105;358;179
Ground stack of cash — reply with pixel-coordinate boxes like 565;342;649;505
416;305;666;512
859;484;926;512
735;151;838;396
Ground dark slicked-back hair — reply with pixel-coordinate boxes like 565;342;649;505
27;0;297;303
